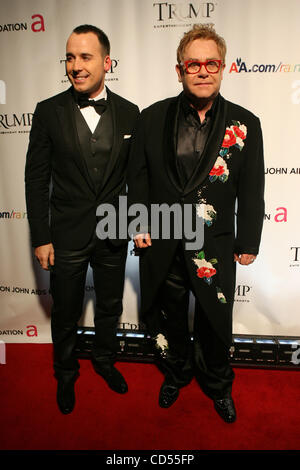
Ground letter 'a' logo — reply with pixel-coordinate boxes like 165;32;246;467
0;80;6;104
31;14;45;32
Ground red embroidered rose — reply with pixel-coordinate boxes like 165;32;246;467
197;266;217;278
222;129;236;148
232;125;246;140
209;165;225;176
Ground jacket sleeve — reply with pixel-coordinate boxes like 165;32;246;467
235;116;265;255
127;110;150;235
25;102;52;247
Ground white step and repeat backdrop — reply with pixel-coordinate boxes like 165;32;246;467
0;0;300;343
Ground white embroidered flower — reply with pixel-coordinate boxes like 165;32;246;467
196;203;217;226
154;333;169;351
196;203;216;220
217;291;227;303
229;123;247;142
235;136;245;148
239;124;247;137
212;156;229;176
193;258;215;270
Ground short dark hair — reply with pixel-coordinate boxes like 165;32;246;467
72;24;110;56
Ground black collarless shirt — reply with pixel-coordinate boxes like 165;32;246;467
176;94;217;186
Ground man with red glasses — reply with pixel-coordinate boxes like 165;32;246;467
128;24;264;423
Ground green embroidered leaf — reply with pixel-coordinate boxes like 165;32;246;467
219;174;228;183
197;251;205;259
216;286;227;303
207;210;216;219
232;120;239;126
209;258;218;265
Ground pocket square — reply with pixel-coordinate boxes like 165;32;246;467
124;134;131;139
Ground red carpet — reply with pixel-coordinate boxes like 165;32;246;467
0;344;300;451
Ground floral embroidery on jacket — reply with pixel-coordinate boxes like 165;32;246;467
209;156;229;183
222;121;247;150
209;121;247;183
153;333;169;358
196;201;217;227
216;287;227;304
193;253;227;304
193;121;246;303
193;250;217;285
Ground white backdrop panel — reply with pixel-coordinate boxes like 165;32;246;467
0;0;299;342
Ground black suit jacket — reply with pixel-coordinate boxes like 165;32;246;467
25;87;139;249
128;93;265;347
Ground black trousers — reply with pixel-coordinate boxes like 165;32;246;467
157;246;234;400
50;235;127;380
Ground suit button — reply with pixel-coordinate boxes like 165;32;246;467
91;137;97;143
93;167;98;172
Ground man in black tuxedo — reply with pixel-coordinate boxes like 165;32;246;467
128;24;264;423
25;25;139;414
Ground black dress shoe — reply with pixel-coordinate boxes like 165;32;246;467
57;379;76;414
159;381;179;408
94;364;128;394
214;395;236;423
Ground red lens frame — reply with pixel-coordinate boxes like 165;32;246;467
182;59;223;74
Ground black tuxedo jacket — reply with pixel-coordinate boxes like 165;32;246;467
128;93;265;347
25;87;139;249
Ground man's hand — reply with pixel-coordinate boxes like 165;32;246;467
35;243;55;270
234;253;256;265
134;233;152;249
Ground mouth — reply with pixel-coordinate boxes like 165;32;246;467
194;82;212;86
72;75;89;84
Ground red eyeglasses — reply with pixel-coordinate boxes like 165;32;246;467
180;60;223;74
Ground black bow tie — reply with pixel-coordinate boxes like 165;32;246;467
77;96;107;115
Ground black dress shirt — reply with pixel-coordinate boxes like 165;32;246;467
176;94;217;186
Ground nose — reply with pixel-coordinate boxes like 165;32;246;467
73;57;83;72
197;65;208;77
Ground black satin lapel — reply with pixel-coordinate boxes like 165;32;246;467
56;91;79;152
163;98;183;193
56;90;96;193
100;93;123;191
184;95;227;196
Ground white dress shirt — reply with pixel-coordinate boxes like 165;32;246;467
79;86;107;133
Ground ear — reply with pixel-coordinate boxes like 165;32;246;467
104;55;112;72
175;64;183;83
